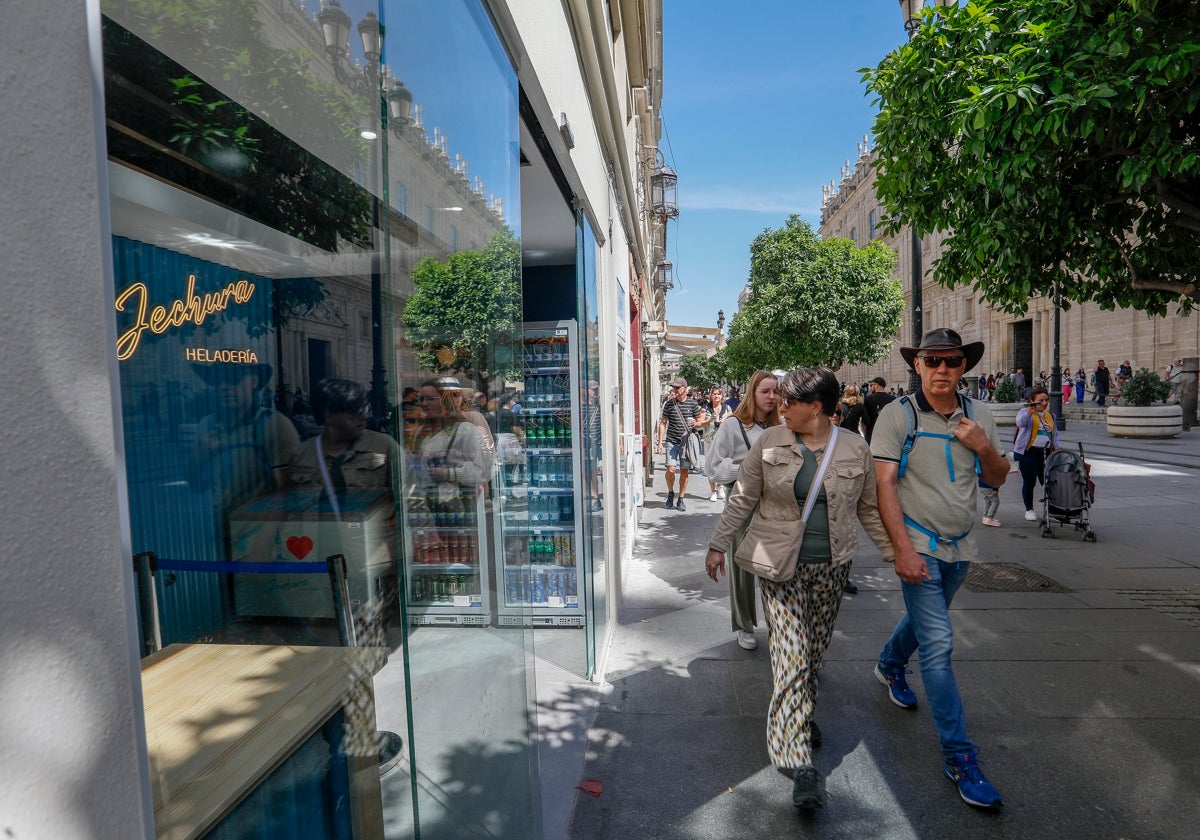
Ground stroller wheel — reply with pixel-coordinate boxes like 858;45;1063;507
1084;531;1097;543
1041;527;1054;538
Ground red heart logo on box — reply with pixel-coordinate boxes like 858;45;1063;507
286;535;314;559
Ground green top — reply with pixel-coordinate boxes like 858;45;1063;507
793;435;831;564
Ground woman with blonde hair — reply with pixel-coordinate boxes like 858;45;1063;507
704;370;781;650
840;384;866;437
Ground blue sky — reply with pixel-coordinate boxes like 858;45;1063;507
660;1;912;330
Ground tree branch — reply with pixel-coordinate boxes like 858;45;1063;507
1130;276;1200;301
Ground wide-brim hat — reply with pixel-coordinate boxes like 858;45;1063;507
899;328;985;373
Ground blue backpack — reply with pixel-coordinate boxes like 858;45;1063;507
895;393;981;554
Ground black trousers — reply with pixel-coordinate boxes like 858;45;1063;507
1016;447;1047;510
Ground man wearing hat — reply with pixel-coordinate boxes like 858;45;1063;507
656;377;704;510
869;328;1009;810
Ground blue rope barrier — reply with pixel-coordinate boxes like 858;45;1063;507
152;558;330;575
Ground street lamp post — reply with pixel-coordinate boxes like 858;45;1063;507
897;0;954;395
319;2;394;425
1051;281;1067;430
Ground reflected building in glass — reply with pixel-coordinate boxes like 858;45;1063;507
3;1;668;838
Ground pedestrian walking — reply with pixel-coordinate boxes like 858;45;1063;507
704;370;781;651
1013;386;1059;521
697;386;732;502
1094;360;1111;407
862;376;896;444
656;377;704;511
705;368;891;811
871;328;1009;810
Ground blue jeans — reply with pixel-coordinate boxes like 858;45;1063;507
878;555;974;756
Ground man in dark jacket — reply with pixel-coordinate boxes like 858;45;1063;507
862;376;896;444
1094;360;1111;407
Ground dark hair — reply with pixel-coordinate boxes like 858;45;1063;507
1029;385;1049;401
870;376;886;387
312;378;368;423
778;367;840;416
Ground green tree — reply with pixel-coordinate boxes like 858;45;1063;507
403;230;522;384
863;0;1200;316
723;216;903;379
677;354;716;390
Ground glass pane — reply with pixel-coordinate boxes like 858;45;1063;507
102;1;536;836
578;222;607;664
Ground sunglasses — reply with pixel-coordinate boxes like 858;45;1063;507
918;355;966;369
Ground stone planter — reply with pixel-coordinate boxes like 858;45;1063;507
987;402;1024;427
1106;404;1184;438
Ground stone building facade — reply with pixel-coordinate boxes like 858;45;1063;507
820;144;1200;390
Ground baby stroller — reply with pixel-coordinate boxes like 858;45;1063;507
1040;443;1096;541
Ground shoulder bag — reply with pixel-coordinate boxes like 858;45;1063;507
733;427;840;582
674;400;704;470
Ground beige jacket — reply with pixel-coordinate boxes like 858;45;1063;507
708;423;894;566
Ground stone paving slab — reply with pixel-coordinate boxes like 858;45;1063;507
563;435;1200;839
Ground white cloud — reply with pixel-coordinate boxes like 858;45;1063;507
678;185;819;215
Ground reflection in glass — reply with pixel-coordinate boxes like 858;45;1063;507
104;0;535;836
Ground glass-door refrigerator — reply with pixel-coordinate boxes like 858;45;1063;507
404;451;492;627
495;320;586;627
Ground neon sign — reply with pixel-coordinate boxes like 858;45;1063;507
115;274;256;361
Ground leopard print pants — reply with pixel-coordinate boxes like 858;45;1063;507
760;560;851;769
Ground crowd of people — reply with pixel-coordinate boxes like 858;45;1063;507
667;327;1012;814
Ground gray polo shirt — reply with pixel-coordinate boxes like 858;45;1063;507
871;390;1002;563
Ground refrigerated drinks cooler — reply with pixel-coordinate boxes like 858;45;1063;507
405;484;490;626
228;490;397;620
496;320;587;627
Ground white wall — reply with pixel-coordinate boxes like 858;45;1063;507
0;1;153;836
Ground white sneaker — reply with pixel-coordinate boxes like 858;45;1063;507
1024;510;1039;521
737;630;758;650
709;491;719;502
717;486;727;500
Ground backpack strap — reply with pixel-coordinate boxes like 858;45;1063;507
897;392;981;480
897;395;919;479
904;514;973;556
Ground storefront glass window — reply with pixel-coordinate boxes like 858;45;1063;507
102;1;535;836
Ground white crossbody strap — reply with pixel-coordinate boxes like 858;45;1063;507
801;426;839;523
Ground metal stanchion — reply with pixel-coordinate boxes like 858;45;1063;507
133;551;163;655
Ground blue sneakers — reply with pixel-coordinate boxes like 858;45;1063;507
665;491;675;509
944;751;1003;809
874;663;918;709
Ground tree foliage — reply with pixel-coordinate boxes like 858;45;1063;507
723;217;903;379
863;0;1200;316
403;230;522;379
678;354;717;390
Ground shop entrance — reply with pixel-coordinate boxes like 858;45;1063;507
307;338;330;389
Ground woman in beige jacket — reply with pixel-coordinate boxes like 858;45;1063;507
705;368;892;810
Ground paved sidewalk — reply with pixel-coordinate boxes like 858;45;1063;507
564;430;1200;839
